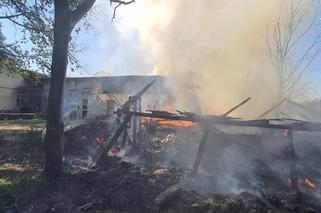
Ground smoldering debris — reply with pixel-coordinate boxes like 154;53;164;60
52;79;321;213
60;110;321;212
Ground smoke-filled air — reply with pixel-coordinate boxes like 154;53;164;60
117;0;316;118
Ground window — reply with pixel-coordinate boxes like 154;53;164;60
82;98;88;118
16;93;23;107
106;99;116;114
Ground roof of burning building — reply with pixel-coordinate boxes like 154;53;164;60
44;75;169;95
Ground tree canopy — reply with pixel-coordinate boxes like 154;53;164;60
0;0;97;74
0;0;134;74
0;23;19;74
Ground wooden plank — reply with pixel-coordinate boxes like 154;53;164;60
257;99;285;119
192;125;211;174
118;110;321;132
222;97;251;116
287;130;299;193
97;113;132;160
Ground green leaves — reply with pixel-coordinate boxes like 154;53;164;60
0;24;20;74
0;0;85;74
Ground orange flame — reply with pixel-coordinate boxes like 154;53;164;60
305;178;316;188
142;97;200;130
288;178;317;189
107;149;114;156
283;129;289;137
157;120;194;127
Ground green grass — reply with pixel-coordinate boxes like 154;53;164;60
0;129;43;208
0;118;46;128
0;118;84;130
0;164;41;207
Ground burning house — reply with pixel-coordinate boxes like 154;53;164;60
41;75;170;120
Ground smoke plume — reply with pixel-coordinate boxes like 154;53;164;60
117;0;315;118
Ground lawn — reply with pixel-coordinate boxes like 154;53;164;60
0;119;46;131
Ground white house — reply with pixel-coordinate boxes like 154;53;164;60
41;75;170;120
0;71;42;113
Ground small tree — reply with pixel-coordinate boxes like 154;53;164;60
267;1;321;102
0;0;135;178
0;24;19;74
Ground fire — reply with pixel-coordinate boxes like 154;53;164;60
96;137;106;148
153;168;174;176
305;178;316;188
163;97;174;113
273;129;290;137
288;178;317;189
142;118;200;131
283;129;289;137
107;149;114;156
157;120;194;127
96;137;123;157
142;97;200;130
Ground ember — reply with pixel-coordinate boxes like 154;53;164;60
288;178;317;189
305;178;316;189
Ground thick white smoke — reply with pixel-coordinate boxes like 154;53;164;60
115;0;315;118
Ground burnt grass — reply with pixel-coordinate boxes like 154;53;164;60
1;130;321;213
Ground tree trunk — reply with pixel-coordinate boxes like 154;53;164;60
44;0;71;178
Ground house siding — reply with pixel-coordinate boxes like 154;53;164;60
41;75;169;120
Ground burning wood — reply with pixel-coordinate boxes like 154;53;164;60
81;78;321;213
153;168;175;176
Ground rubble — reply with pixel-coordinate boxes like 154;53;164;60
6;81;320;212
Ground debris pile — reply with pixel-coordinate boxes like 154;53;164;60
30;80;321;212
64;114;114;156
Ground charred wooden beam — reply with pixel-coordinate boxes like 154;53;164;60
257;99;285;119
222;97;251;116
120;80;156;111
98;81;156;158
287;129;299;193
192;125;211;174
137;97;143;143
192;97;250;174
280;111;292;120
118;109;321;132
132;100;138;146
122;127;128;148
96;113;133;160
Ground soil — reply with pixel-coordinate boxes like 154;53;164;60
1;119;321;213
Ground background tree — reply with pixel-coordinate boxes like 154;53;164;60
0;23;19;74
267;1;321;103
0;0;135;178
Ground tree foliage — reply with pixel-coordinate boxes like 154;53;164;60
0;23;20;74
0;0;135;74
0;0;94;74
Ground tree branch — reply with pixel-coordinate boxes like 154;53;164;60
71;0;97;28
9;0;48;34
0;13;23;19
110;0;135;22
7;16;42;32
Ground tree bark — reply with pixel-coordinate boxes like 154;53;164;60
44;0;71;178
44;0;97;179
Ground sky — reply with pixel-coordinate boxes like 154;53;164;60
68;1;154;77
1;0;321;95
0;0;153;77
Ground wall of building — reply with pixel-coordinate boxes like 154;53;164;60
0;72;43;114
0;73;26;112
41;76;169;120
